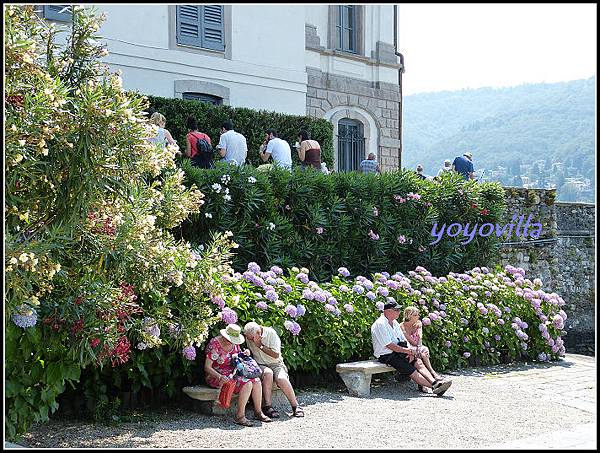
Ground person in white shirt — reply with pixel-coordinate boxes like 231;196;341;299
217;120;248;166
436;159;453;177
371;301;452;396
244;322;305;418
259;129;292;170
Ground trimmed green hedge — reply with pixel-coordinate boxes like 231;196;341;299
145;95;334;168
179;162;507;281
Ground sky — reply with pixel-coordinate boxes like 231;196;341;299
398;3;597;96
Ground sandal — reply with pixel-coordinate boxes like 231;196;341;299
417;385;427;393
254;411;272;422
291;406;305;417
262;405;280;419
233;416;254;427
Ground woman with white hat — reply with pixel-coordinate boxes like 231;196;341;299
204;324;272;426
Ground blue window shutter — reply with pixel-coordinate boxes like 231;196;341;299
43;5;72;22
201;5;225;51
177;5;202;47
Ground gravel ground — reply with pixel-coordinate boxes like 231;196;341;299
21;355;596;449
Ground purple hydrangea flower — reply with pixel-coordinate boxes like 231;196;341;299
270;265;283;275
376;301;385;311
182;345;196;361
553;314;564;330
302;289;314;300
283;284;292;293
296;273;309;284
366;291;376;301
248;262;261;273
339;285;349;292
221;308;238;324
445;341;452;347
494;334;501;341
538;352;548;361
285;304;298;318
12;306;38;328
313;291;327;303
463;352;471;358
256;301;268;310
338;267;350;277
482;327;489;334
284;320;301;335
325;304;336;313
352;285;365;295
265;290;279;302
377;287;389;297
296;304;306;317
344;303;354;313
422;317;431;326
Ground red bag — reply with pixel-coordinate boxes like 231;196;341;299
217;379;236;409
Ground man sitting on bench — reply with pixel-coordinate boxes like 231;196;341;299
371;301;452;396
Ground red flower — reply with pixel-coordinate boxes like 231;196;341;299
74;296;84;306
71;319;84;335
90;338;101;348
470;203;478;209
481;208;490;215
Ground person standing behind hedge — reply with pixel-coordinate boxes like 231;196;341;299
259;129;292;170
148;112;178;149
371;301;452;396
217;120;248;166
185;117;213;168
296;129;321;170
244;322;305;418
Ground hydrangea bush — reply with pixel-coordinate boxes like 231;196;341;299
5;6;233;440
215;263;567;373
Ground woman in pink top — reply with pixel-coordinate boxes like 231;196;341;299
400;306;443;389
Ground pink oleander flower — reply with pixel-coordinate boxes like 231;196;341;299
368;230;380;241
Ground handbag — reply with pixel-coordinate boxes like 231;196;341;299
232;352;262;379
217;379;236;409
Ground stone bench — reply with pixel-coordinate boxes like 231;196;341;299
183;383;283;415
336;360;397;397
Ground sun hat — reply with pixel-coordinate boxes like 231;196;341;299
383;301;402;310
463;152;473;159
220;324;245;345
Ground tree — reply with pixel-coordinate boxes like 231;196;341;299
5;5;233;440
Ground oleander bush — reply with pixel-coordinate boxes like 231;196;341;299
212;262;567;373
145;95;335;168
5;5;233;440
179;160;507;281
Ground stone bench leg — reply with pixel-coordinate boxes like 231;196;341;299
339;371;372;398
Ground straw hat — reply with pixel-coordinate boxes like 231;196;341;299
220;324;245;345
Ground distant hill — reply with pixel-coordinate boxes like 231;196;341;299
402;78;596;201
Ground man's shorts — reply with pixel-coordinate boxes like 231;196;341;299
377;351;417;375
258;361;289;380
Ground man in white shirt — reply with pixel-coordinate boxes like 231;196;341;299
217;120;247;166
259;129;292;170
371;301;452;396
244;322;304;417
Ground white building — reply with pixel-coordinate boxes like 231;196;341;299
40;4;404;172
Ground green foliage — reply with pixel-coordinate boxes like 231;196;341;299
180;162;506;281
145;95;334;168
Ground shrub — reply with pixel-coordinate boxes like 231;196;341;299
179;162;507;281
5;5;232;440
214;263;567;374
145;95;334;168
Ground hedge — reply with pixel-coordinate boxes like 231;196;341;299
145;95;334;168
178;162;507;281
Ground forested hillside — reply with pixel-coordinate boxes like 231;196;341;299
402;77;595;201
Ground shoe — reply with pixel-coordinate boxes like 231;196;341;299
417;385;428;393
432;380;452;396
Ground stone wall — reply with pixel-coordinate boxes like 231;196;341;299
497;187;595;354
305;67;401;172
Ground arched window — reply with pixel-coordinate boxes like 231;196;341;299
338;118;365;172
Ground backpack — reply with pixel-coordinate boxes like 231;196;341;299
191;134;214;169
232;352;262;379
